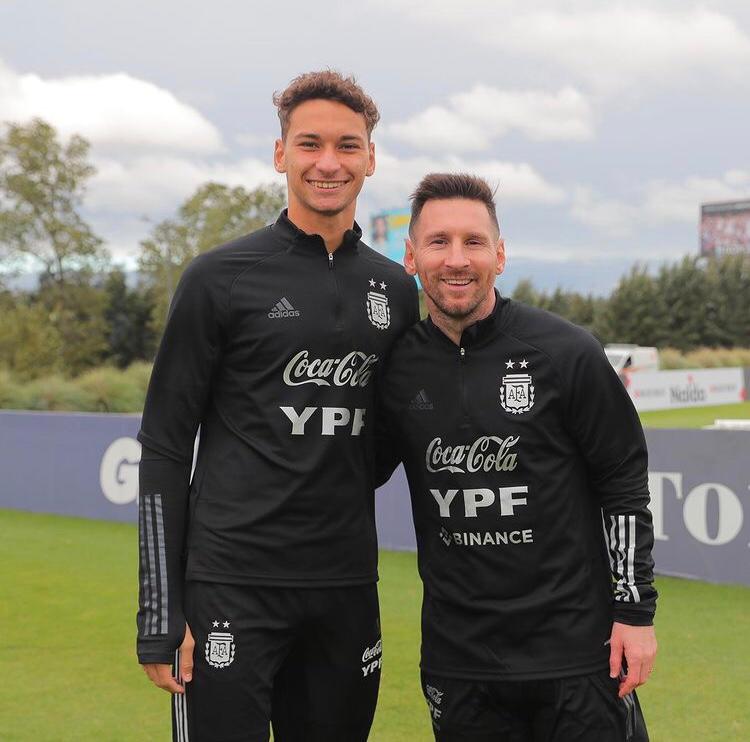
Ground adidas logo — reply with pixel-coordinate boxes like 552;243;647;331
268;297;301;319
408;389;433;410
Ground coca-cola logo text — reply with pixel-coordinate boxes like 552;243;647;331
426;435;519;474
362;638;382;663
283;350;378;388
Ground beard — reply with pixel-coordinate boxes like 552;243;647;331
423;281;486;320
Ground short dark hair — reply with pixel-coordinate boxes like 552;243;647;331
409;173;499;236
273;70;380;139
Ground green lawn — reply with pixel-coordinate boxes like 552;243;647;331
639;401;750;429
1;510;749;741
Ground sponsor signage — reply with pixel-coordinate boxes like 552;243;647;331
370;208;410;265
377;429;750;587
700;200;750;257
1;411;749;586
369;207;421;288
623;367;746;412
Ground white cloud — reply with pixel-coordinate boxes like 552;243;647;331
375;2;750;94
570;186;641;237
0;59;222;153
451;85;594;142
88;155;283;214
368;148;565;208
385;85;593;152
570;170;750;237
386;105;490;152
235;131;274;149
643;170;750;223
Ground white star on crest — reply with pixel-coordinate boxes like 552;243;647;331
519;359;528;368
505;360;514;369
212;620;219;627
369;278;376;287
379;281;387;290
223;621;230;628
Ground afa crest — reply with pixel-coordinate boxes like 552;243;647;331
205;629;235;669
366;291;390;330
500;372;535;414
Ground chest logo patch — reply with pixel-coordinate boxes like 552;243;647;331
500;359;535;414
366;278;390;330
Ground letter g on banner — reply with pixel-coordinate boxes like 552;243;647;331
100;436;142;505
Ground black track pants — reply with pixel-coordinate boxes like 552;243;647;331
171;582;381;742
421;669;648;742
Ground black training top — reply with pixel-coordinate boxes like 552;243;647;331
137;210;419;663
377;293;657;681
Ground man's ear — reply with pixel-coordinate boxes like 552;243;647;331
273;138;286;173
496;237;506;275
404;238;418;276
366;140;376;177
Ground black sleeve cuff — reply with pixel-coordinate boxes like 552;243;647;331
612;605;655;626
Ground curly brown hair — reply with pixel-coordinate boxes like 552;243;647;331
273;70;380;139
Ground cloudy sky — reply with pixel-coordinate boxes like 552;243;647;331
1;0;749;293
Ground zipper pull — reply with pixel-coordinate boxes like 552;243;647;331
460;347;466;359
328;252;334;269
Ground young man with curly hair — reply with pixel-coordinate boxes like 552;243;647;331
136;71;419;742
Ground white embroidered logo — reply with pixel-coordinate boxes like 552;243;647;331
205;620;235;669
500;360;535;414
361;638;383;677
425;685;444;705
366;278;390;330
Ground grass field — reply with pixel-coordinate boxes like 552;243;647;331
639;401;750;429
1;509;749;741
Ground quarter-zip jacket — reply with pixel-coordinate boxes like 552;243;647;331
377;293;657;680
137;211;419;663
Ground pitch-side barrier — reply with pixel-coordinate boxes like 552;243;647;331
1;410;748;587
623;366;749;412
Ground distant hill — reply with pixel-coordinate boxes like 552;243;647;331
4;270;142;292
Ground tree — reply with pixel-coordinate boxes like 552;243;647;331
511;278;540;307
600;265;663;346
0;292;64;380
103;270;157;368
706;254;750;347
0;118;107;285
654;257;710;350
139;181;286;333
34;275;110;376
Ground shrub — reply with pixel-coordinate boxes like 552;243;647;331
75;366;147;413
16;376;97;411
0;364;151;412
659;347;750;370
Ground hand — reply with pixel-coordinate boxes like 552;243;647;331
608;622;657;698
142;624;195;694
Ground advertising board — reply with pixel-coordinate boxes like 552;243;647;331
623;367;746;412
1;411;749;586
370;208;410;267
700;200;750;257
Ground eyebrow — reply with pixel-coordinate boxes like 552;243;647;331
423;230;489;241
293;132;366;143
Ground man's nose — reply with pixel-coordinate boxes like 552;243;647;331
316;146;340;175
444;242;470;268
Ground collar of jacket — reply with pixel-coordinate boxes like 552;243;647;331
272;209;363;254
426;289;511;349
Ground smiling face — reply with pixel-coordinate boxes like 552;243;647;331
406;198;505;327
274;99;375;225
